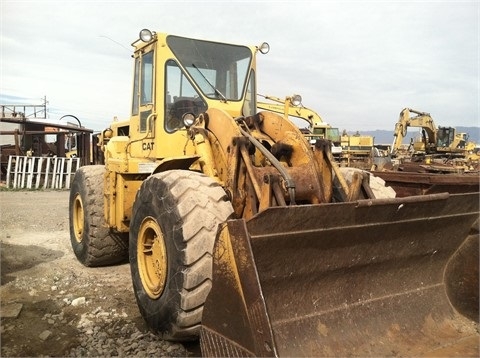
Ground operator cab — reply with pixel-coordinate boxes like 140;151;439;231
131;30;260;134
436;126;455;148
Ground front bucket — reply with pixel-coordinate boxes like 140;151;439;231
200;192;479;357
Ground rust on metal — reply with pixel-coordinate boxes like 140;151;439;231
371;170;480;197
201;192;480;357
200;221;277;357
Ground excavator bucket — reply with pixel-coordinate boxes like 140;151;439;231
200;192;479;357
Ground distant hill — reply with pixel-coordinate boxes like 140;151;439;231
349;126;480;145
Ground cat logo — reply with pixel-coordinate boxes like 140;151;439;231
142;142;154;151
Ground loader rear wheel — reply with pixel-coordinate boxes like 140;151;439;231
129;170;234;341
69;165;128;267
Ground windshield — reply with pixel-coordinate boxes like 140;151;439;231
167;35;252;101
327;128;341;142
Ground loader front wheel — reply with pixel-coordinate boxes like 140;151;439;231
69;165;128;267
129;170;234;341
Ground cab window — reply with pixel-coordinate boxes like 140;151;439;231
132;58;140;116
167;35;252;101
165;60;207;133
132;51;154;123
141;52;154;105
242;69;256;117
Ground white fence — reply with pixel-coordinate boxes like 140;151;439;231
6;155;80;189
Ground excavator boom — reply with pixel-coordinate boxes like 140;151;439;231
391;108;437;156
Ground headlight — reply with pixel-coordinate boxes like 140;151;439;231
182;113;196;127
290;94;302;107
103;128;113;139
258;42;270;54
139;29;153;42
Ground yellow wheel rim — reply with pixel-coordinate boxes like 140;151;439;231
72;193;84;243
137;216;167;299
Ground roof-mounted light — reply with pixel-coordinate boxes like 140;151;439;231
258;42;270;54
290;94;302;107
139;29;154;42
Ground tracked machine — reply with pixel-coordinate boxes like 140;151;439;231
69;30;479;357
391;108;477;162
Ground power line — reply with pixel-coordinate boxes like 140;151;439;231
99;35;131;53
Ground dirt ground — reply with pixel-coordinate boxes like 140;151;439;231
0;190;200;357
1;189;479;357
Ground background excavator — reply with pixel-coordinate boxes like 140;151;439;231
68;30;479;357
390;107;477;158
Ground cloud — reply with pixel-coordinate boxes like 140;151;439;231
1;0;478;132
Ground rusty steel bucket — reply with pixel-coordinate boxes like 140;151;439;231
200;192;479;357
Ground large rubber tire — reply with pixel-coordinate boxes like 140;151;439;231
129;170;234;341
69;165;128;267
338;167;396;199
445;219;479;322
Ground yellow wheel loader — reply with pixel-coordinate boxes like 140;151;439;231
256;93;343;156
68;30;479;357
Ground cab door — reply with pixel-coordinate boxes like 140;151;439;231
130;45;155;157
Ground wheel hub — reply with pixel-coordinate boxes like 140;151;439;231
137;216;167;299
72;193;84;243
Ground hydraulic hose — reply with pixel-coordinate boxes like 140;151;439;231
237;123;296;205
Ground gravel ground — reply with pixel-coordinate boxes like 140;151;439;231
0;190;200;357
2;187;479;357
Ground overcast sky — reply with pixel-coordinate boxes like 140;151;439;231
1;0;478;133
